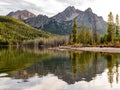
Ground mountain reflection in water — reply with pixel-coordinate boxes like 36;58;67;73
0;46;120;90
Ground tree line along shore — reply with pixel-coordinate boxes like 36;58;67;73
69;12;120;47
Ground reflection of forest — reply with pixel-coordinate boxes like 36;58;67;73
0;47;44;74
104;53;120;86
0;46;68;74
69;51;120;85
68;51;107;83
11;50;120;85
1;46;120;85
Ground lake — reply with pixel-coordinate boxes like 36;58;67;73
0;46;120;90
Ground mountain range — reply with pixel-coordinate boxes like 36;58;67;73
7;6;107;35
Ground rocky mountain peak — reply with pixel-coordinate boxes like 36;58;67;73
52;6;81;22
85;8;92;13
7;10;36;20
64;6;76;12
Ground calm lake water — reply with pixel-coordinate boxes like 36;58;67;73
0;46;120;90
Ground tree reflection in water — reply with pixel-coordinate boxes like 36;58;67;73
69;51;120;86
104;53;120;87
0;47;120;87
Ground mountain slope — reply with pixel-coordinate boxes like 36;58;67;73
0;16;51;45
24;15;50;29
43;20;72;35
7;10;36;21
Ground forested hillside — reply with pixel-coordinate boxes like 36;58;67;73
0;16;51;45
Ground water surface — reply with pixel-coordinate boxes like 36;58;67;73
0;47;120;90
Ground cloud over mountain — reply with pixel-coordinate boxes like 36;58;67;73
0;0;94;17
1;0;120;20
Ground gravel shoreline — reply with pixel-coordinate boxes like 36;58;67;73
53;46;120;53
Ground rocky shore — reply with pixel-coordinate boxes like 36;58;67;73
52;46;120;53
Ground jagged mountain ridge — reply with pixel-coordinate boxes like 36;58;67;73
52;6;83;22
7;6;106;35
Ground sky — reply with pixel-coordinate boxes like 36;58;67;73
1;72;120;90
0;0;120;21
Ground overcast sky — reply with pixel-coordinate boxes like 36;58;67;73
0;0;120;21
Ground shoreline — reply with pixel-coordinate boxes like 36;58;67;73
51;46;120;53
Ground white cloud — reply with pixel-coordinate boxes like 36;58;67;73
1;71;120;90
0;1;10;5
0;0;43;16
0;0;120;20
24;0;68;16
76;0;120;21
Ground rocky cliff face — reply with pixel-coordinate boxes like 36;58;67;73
24;15;49;28
7;10;36;20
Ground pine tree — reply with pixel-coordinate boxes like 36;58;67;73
107;12;115;43
72;19;78;43
79;23;86;44
86;27;93;44
116;14;119;37
69;33;73;44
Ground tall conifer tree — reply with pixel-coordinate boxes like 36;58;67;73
107;12;115;43
72;19;78;43
116;14;119;37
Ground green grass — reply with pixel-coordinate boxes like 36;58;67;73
0;16;52;45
